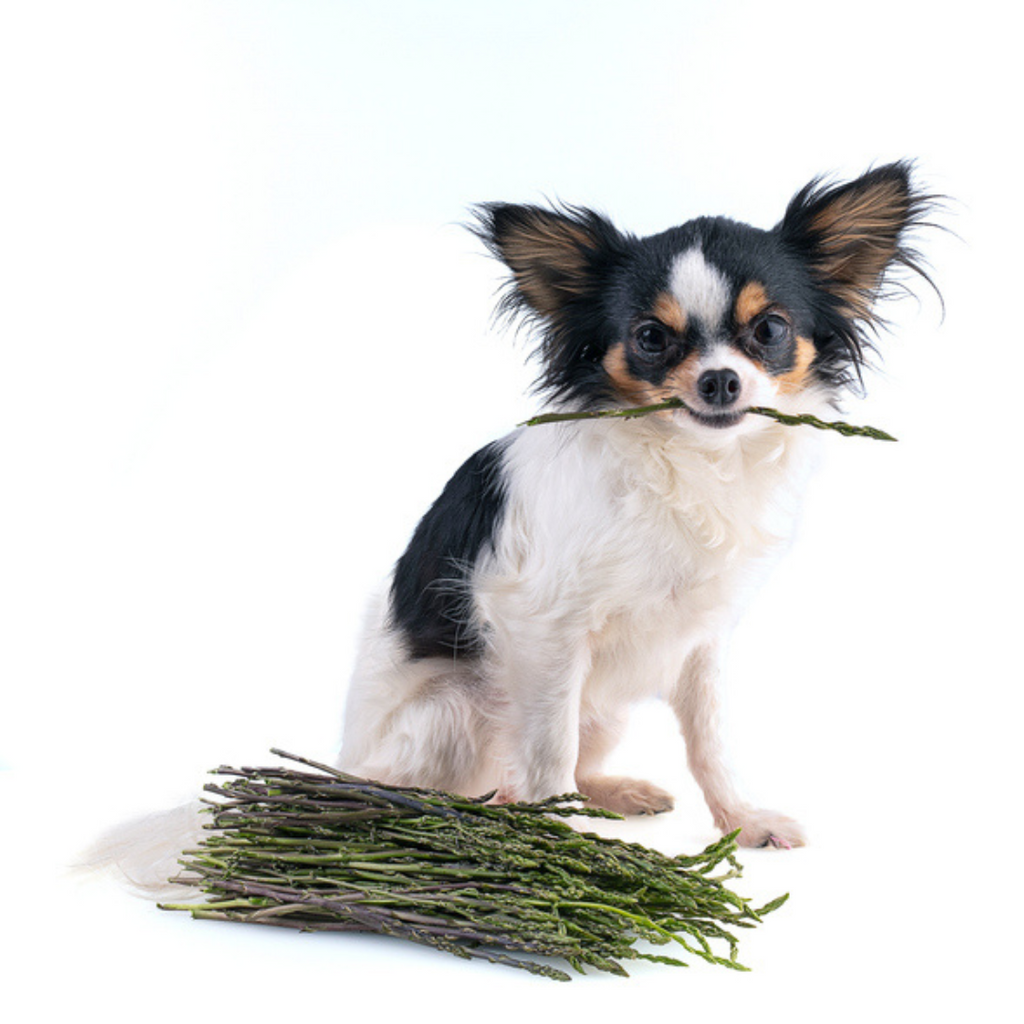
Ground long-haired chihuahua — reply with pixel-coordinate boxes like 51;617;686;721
338;162;935;849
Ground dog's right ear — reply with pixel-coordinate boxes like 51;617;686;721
776;162;937;326
474;203;625;319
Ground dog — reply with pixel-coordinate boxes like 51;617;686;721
337;162;935;849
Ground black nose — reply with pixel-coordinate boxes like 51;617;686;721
697;368;741;407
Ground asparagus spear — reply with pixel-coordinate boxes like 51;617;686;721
520;398;897;441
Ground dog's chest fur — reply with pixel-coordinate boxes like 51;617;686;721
478;417;821;703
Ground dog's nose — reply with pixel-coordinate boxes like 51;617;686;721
697;368;741;407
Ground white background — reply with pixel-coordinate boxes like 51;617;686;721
2;2;1020;1021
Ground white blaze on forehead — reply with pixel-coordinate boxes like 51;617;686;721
668;247;730;330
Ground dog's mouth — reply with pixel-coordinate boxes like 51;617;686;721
684;406;747;430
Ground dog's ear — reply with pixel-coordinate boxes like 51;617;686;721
475;203;625;318
777;162;933;324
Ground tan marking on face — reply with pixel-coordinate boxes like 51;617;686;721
651;292;686;334
655;351;703;404
602;345;706;421
602;343;654;406
734;281;770;325
775;336;817;393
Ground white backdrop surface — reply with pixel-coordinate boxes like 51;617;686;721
1;3;1019;1021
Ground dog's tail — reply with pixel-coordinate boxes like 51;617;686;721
75;801;206;900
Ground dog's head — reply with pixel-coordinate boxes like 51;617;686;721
476;163;936;434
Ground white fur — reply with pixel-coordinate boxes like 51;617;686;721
669;248;731;329
339;385;832;847
75;801;207;897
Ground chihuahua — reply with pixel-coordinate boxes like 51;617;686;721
338;163;934;849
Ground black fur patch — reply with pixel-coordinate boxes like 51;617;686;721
389;441;509;660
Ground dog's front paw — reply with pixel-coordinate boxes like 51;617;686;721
723;808;806;849
577;775;675;816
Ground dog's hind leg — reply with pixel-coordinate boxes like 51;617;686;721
574;706;675;816
340;663;497;794
339;592;500;795
339;602;499;795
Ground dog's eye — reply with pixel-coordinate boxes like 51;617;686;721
634;323;669;355
753;315;791;348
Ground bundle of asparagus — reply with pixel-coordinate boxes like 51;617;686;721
161;750;787;981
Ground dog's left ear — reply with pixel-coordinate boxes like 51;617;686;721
778;162;932;324
474;203;625;319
